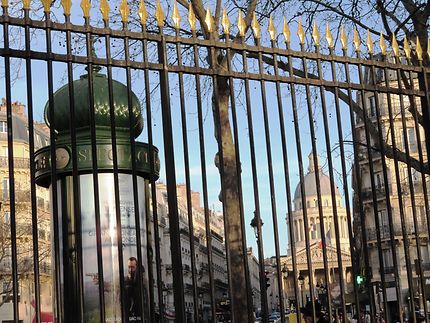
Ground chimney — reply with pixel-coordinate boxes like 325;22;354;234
191;191;200;210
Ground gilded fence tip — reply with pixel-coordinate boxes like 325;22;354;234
353;28;360;52
80;0;90;18
268;15;276;41
415;36;423;61
221;7;230;35
61;0;72;15
391;34;399;57
283;18;290;44
1;0;7;8
428;39;430;60
312;21;320;46
138;0;147;26
205;7;214;33
325;23;333;48
251;12;261;39
172;0;181;29
155;0;164;28
366;29;373;54
340;25;348;50
100;0;109;22
297;19;305;44
403;37;411;59
237;10;246;37
379;32;386;56
188;3;196;31
119;0;129;23
22;0;31;10
42;0;52;13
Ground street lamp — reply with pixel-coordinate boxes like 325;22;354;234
250;213;264;239
298;274;305;307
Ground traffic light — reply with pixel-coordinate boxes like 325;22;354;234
265;271;270;289
356;275;365;285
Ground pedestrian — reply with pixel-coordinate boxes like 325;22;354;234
300;300;329;323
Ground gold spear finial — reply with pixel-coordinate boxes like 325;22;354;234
61;0;71;15
1;0;7;8
391;33;399;57
155;0;164;28
221;7;230;35
100;0;109;22
325;23;333;48
283;18;290;44
22;0;31;10
403;37;411;59
428;38;430;60
415;36;423;61
251;12;261;39
353;28;360;52
297;19;305;44
340;25;348;50
205;7;214;33
119;0;129;23
42;0;52;13
172;0;181;29
188;3;196;31
237;10;246;37
80;0;90;17
268;15;276;40
312;21;320;46
377;32;386;56
366;29;373;54
138;0;147;26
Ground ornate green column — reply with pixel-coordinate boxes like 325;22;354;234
35;71;159;322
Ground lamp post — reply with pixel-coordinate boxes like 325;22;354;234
298;274;305;307
250;212;268;321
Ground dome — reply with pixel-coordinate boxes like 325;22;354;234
44;72;143;140
293;153;341;200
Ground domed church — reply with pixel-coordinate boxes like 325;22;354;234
279;153;353;309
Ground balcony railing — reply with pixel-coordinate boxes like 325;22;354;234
366;223;428;241
0;156;30;169
361;185;392;200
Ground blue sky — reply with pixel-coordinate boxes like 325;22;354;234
0;2;360;258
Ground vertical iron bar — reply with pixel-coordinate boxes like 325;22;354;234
273;39;300;320
255;36;285;322
174;28;199;323
224;32;253;322
355;55;389;320
23;6;41;323
284;41;300;323
240;39;268;323
285;46;319;322
140;23;164;320
314;44;348;317
191;30;218;321
327;47;361;317
156;26;186;322
43;9;63;323
122;20;149;323
394;56;425;322
343;49;376;320
2;5;19;322
299;43;329;320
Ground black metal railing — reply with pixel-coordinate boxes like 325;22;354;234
0;2;429;323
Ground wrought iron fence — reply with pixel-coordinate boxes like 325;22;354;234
0;1;429;323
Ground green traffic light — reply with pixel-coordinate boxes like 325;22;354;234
356;275;364;285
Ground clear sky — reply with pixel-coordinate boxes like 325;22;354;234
0;1;359;259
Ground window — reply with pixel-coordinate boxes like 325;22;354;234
401;127;418;153
2;177;9;199
368;96;376;117
374;172;383;189
0;121;7;133
3;211;9;224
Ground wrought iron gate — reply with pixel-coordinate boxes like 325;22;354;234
0;1;429;323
